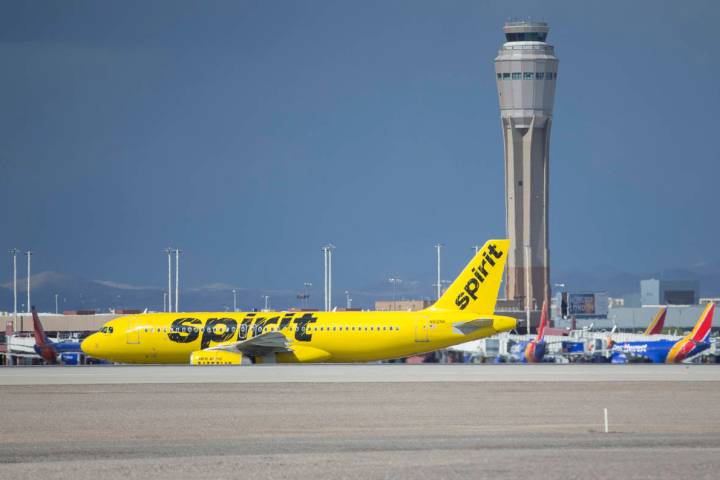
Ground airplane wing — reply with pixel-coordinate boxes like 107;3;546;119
453;318;493;335
205;331;292;357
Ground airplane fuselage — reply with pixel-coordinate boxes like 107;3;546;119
82;309;516;364
610;338;709;364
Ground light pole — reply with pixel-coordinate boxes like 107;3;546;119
54;293;58;314
524;244;531;335
25;250;32;313
471;244;482;255
388;278;401;310
345;290;352;309
303;282;312;309
174;248;180;313
165;247;173;313
232;289;237;312
322;244;335;311
9;248;18;321
163;292;168;312
434;243;444;301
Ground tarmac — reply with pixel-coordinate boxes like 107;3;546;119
1;364;719;479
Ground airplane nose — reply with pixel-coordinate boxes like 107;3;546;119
81;334;99;357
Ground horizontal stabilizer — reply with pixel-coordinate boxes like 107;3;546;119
452;318;494;335
206;331;292;357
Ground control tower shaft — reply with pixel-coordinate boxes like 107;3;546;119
494;21;558;308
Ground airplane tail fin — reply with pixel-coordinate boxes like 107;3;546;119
31;306;50;347
644;307;667;335
536;299;548;341
688;302;714;343
430;240;509;315
607;325;617;349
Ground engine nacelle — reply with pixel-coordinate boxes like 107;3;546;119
190;350;249;365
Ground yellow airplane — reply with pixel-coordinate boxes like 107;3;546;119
81;239;516;364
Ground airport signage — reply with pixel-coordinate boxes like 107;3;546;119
562;292;608;318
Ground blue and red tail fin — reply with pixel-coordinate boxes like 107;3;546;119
31;306;50;347
535;299;548;342
643;307;667;335
688;302;714;343
32;307;59;364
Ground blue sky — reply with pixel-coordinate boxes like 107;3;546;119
1;0;719;297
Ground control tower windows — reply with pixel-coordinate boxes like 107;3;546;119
498;71;556;81
505;32;547;42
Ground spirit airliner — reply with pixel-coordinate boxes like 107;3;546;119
81;240;517;364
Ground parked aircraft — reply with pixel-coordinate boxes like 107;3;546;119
610;302;714;363
82;240;517;364
643;307;667;335
31;307;84;365
506;299;549;363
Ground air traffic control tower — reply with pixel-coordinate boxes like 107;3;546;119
495;21;558;310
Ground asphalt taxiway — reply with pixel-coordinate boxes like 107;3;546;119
1;365;719;479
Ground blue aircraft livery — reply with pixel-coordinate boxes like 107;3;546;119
610;303;714;364
506;300;549;363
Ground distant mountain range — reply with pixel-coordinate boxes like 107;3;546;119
0;271;436;313
2;261;720;313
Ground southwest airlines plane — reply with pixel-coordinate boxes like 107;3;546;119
610;302;715;364
82;240;517;364
507;299;549;363
32;307;84;364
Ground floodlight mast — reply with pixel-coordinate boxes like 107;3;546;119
322;244;335;311
434;243;444;301
165;247;173;313
388;278;401;310
9;248;18;320
174;248;181;313
303;282;312;308
25;251;32;313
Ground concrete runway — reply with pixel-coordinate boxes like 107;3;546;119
1;365;720;479
2;363;720;384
